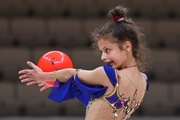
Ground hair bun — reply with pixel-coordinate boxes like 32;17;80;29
108;5;128;22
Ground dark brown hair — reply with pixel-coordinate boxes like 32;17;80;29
91;5;151;71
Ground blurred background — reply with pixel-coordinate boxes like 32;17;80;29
0;0;180;119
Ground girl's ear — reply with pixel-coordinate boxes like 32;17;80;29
123;40;132;52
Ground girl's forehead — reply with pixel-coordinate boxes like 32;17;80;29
98;38;113;46
98;38;118;49
98;36;121;45
97;35;119;43
98;38;115;44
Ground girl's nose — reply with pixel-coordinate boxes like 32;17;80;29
101;53;107;61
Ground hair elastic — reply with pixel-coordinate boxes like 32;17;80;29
113;16;124;22
117;17;124;22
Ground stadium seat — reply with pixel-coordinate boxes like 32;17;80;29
49;19;85;47
72;48;103;70
0;82;19;116
151;49;180;82
141;82;173;116
156;20;180;49
0;47;31;81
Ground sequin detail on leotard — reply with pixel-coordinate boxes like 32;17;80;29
99;71;141;119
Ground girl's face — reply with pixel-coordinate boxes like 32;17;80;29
98;38;128;69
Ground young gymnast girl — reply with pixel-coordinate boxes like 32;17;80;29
19;5;150;120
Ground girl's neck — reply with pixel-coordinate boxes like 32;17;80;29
123;64;138;69
121;57;137;69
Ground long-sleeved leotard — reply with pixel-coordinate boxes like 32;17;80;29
48;65;149;120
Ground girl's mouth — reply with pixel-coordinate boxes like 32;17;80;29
106;61;114;66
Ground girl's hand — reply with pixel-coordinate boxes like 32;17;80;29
38;82;52;92
18;61;44;85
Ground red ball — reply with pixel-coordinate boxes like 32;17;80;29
37;50;73;86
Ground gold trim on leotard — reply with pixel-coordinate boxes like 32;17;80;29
99;70;141;119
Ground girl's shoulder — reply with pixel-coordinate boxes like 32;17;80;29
102;65;117;87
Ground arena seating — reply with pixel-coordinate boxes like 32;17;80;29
0;0;180;117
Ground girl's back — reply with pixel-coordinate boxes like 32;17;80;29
85;67;147;120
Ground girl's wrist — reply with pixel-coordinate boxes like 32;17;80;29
51;71;57;80
40;72;55;82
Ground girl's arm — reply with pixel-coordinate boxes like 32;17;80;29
55;66;108;85
19;61;108;87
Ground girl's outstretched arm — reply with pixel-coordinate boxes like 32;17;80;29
18;61;108;90
18;61;76;84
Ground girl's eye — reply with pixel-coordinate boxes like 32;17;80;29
105;48;110;53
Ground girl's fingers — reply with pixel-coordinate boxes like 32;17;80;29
38;82;45;87
19;73;31;80
27;61;41;71
21;78;34;83
40;85;49;92
18;69;32;74
26;81;37;86
39;83;51;92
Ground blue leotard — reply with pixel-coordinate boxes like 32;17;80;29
48;65;149;107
